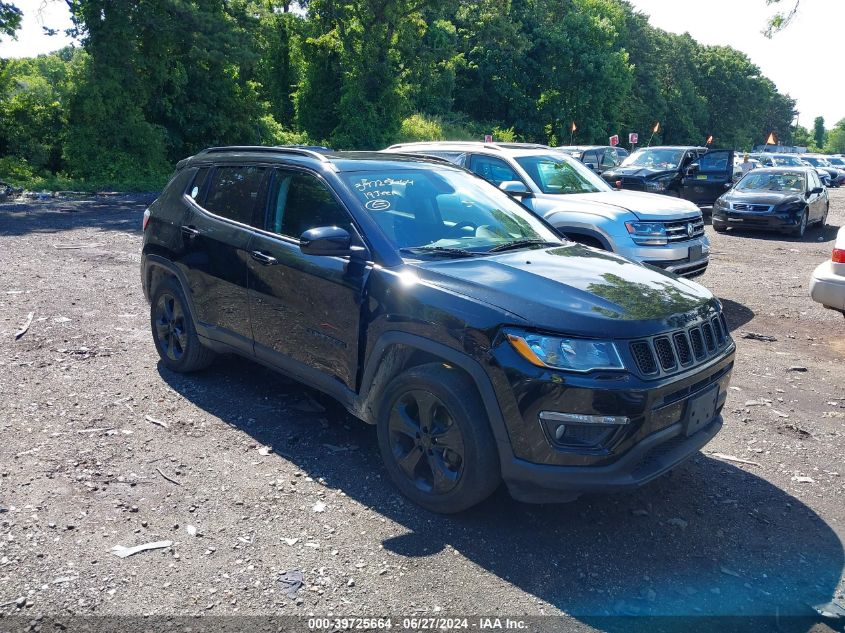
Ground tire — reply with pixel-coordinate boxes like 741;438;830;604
791;210;808;238
376;363;501;513
712;220;727;233
150;276;216;372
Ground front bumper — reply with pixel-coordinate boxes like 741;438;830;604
614;238;710;278
713;208;802;231
503;415;723;503
488;335;734;501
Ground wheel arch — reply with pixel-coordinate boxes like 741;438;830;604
356;332;512;451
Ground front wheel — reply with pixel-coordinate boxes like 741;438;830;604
712;220;728;233
791;210;808;238
376;364;501;513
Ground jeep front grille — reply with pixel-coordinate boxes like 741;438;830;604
629;315;732;378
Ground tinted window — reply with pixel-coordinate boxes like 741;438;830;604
583;150;599;165
205;166;266;225
189;167;210;200
601;148;618;167
469;155;520;186
423;151;467;167
268;171;351;239
698;151;730;172
809;171;820;189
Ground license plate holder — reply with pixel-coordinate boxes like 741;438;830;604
689;244;703;261
685;385;719;436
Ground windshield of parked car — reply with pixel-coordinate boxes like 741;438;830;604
735;171;806;193
771;155;804;167
828;157;845;167
340;168;561;256
514;154;611;194
620;148;685;170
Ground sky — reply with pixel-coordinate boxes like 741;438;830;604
1;0;844;128
628;0;845;128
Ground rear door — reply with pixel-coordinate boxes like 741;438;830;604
681;150;734;206
180;164;266;350
247;168;369;391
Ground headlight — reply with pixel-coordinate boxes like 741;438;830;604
506;330;625;372
625;221;667;245
778;201;804;213
644;175;673;192
714;198;728;210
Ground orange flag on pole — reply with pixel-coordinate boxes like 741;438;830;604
706;135;713;145
765;132;777;145
571;121;577;133
652;121;660;134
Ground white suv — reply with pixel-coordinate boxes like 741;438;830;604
384;142;711;278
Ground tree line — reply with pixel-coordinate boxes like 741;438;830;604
0;0;833;190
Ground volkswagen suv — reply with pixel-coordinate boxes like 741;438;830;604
384;142;711;277
142;146;735;513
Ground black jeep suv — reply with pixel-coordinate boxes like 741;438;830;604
141;146;735;513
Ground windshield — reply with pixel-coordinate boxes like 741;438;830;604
735;171;806;193
828;157;845;167
340;168;561;256
514;154;610;194
772;155;804;167
621;148;685;170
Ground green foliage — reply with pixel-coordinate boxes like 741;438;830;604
0;1;22;39
813;116;826;149
824;119;845;155
0;0;804;191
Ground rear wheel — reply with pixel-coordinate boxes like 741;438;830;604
150;277;216;372
376;364;501;513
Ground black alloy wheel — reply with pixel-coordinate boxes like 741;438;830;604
387;389;466;495
376;363;500;513
154;292;187;362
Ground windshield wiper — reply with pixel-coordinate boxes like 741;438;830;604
487;239;559;253
399;246;480;258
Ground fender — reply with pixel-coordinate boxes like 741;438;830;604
142;254;198;316
357;331;514;463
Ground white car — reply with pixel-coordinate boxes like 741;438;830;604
810;226;845;316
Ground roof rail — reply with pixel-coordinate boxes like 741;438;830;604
197;146;331;162
383;152;455;165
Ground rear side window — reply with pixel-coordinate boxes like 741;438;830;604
267;171;352;239
204;166;266;225
188;167;210;199
698;152;730;172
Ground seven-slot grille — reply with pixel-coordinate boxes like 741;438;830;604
731;203;772;212
629;314;731;377
664;217;706;242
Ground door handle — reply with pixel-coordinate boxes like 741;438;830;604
181;225;200;239
250;250;278;265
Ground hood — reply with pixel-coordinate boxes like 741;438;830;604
723;190;802;206
603;166;676;180
559;191;701;221
414;244;719;338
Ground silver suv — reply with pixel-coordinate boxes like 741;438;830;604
384;142;710;277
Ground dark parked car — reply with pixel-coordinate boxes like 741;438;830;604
555;145;625;173
800;154;845;187
712;167;829;237
602;146;735;209
142;146;735;513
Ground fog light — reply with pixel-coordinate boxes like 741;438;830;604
539;411;630;426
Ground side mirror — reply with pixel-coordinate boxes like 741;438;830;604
685;165;699;177
811;186;824;194
584;162;599;172
724;183;732;189
499;180;533;198
299;226;354;256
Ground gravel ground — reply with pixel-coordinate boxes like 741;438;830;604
0;190;844;631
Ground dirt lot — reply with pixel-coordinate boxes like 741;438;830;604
1;189;844;630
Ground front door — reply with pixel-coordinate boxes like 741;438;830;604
681;150;735;206
247;168;370;390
